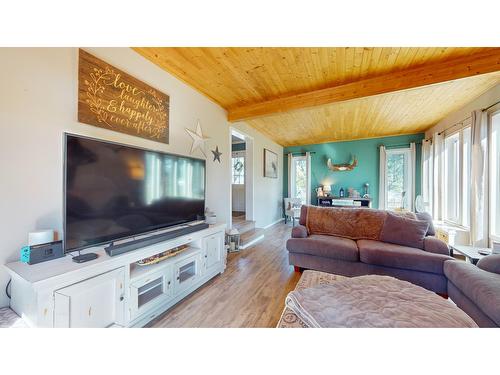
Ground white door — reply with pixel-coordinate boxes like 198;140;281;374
54;267;125;328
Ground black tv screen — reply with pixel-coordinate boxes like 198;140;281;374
64;134;206;252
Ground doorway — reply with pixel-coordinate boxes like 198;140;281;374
229;128;255;225
231;131;246;223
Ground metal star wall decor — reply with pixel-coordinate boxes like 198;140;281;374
211;146;222;163
185;120;210;157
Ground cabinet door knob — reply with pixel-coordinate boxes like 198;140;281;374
120;296;124;301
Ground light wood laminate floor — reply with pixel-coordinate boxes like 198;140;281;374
148;222;300;328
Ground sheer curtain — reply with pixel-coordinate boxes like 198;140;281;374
305;152;312;205
287;153;292;198
470;110;489;247
421;139;434;213
378;145;387;209
432;132;445;220
409;142;416;211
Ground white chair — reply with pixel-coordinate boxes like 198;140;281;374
284;198;302;226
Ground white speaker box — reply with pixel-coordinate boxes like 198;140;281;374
28;230;54;246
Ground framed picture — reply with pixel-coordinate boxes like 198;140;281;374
264;148;278;178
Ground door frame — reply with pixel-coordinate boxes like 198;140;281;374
229;127;255;228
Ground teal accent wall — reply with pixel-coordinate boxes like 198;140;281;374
283;133;425;208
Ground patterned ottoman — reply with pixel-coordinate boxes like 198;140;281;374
277;270;347;328
0;307;27;328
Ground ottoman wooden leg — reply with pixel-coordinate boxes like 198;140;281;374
294;266;303;273
436;292;449;299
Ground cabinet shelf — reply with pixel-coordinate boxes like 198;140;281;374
130;246;201;282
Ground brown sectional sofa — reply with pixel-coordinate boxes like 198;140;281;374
286;205;500;327
444;255;500;327
286;206;453;294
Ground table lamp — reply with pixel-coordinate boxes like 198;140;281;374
323;185;332;197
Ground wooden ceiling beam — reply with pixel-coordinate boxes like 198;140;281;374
227;48;500;122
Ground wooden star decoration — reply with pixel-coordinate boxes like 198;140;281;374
185;120;210;157
211;146;222;163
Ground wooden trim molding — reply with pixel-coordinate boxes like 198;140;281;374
227;48;500;122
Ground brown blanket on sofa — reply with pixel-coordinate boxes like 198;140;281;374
305;206;388;240
305;206;417;241
285;275;478;328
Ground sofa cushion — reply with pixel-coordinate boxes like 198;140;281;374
477;254;500;275
358;239;451;274
286;235;359;262
305;206;387;241
380;212;429;249
415;212;436;236
444;260;500;326
299;205;308;226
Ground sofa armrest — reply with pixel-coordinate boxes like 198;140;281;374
423;236;450;256
291;225;308;238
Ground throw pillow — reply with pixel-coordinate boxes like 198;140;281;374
380;212;429;250
415;212;436;236
477;255;500;275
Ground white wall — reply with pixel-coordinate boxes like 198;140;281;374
0;47;234;308
231;122;284;228
425;84;500;136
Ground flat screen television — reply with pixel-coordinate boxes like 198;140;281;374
64;134;206;253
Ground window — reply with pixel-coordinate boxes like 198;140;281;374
490;111;500;240
232;153;244;185
444;133;460;222
443;126;471;227
290;156;307;204
385;149;412;211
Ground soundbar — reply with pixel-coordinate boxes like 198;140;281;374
104;222;209;257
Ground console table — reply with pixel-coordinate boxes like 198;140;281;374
317;197;372;208
450;244;492;265
5;223;226;328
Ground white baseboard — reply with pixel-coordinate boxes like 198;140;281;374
263;218;284;229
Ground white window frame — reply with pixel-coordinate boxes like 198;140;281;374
385;148;412;211
443;125;471;228
231;151;245;185
489;107;500;243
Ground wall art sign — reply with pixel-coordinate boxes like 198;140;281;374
78;49;170;143
264;148;278;178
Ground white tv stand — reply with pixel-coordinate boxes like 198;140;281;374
5;223;226;328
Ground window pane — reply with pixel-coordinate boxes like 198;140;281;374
444;133;460;223
492;113;500;237
386;151;410;210
232;155;244;185
462;127;471;227
292;158;307;204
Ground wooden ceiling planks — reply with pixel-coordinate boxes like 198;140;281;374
133;47;500;145
245;72;500;146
